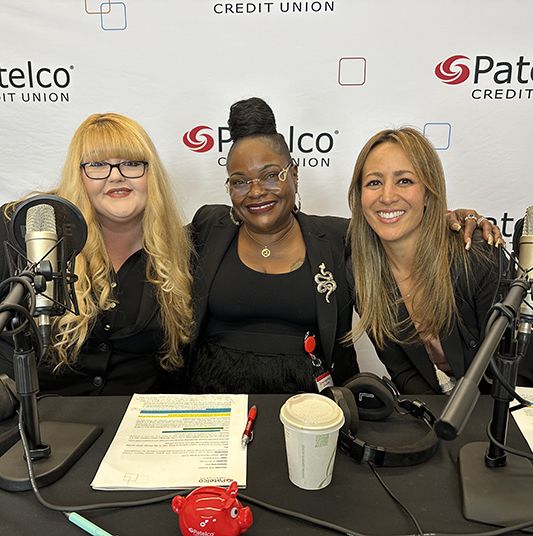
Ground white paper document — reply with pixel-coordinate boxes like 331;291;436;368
511;387;533;452
91;393;248;490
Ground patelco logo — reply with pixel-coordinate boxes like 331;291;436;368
0;60;74;104
433;54;533;100
182;125;214;153
435;55;470;85
182;123;337;168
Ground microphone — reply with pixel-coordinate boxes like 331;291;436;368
25;204;58;350
516;205;533;358
3;194;88;353
7;193;88;319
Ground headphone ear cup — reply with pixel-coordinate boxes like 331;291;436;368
0;374;18;421
343;372;395;421
321;386;359;435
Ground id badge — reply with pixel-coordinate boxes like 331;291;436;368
304;331;334;392
315;370;334;392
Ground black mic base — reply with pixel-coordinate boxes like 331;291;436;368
459;441;533;532
0;421;101;492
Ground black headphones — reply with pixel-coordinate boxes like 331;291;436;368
322;372;439;467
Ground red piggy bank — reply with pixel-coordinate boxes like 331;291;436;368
172;481;253;536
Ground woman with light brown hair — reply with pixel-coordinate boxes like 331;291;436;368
348;127;500;394
0;113;193;394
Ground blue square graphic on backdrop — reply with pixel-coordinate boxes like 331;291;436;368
100;2;127;31
423;123;451;150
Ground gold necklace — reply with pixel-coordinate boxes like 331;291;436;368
243;218;295;258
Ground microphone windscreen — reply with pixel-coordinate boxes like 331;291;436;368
519;207;533;274
26;204;56;234
523;206;533;236
9;194;87;258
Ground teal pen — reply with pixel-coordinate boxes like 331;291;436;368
63;512;115;536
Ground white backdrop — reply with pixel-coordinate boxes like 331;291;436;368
1;0;531;373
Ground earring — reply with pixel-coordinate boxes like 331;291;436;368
293;192;302;214
229;206;242;226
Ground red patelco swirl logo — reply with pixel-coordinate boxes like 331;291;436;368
435;55;470;85
182;125;214;153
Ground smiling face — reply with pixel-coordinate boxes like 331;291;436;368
227;136;297;234
81;157;148;227
360;142;427;248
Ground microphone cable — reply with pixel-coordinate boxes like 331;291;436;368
366;460;424;536
16;407;180;512
0;274;44;360
486;413;533;461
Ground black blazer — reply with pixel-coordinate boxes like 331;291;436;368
189;204;359;385
0;205;175;396
374;244;500;394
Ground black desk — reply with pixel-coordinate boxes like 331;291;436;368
0;395;531;536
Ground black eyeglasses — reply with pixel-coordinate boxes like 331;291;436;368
80;160;148;180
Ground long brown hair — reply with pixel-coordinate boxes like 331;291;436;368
347;127;474;348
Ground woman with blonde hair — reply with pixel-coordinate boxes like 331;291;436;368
0;112;193;395
348;127;500;394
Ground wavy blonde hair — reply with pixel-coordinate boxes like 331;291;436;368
347;127;475;348
9;113;193;370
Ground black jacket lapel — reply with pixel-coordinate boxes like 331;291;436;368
192;209;239;343
299;213;338;369
441;324;467;378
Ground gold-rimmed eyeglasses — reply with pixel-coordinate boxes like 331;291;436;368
225;161;294;196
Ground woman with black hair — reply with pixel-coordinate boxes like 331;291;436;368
187;97;358;393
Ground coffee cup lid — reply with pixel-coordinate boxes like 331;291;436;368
280;393;344;431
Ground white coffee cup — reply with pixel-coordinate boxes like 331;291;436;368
279;393;344;490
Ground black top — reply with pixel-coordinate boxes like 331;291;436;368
189;237;320;394
206;238;316;338
0;206;178;396
187;205;359;393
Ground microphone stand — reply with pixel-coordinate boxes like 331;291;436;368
11;315;51;461
435;276;533;529
0;275;101;492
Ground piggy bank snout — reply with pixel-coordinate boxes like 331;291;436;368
172;495;185;514
239;506;253;530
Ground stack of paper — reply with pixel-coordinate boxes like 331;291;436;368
91;394;248;490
